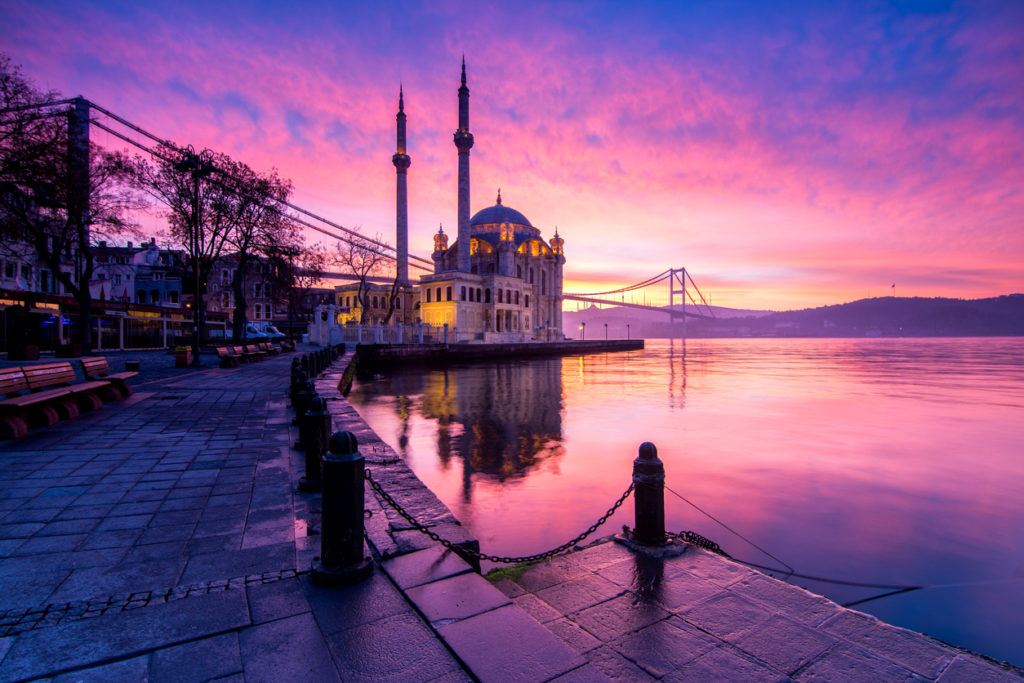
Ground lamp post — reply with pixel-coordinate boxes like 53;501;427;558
580;321;586;341
173;145;215;366
627;323;630;340
604;322;608;340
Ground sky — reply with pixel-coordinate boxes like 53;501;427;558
2;0;1022;310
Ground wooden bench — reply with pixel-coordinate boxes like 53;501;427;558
24;362;110;416
233;345;261;363
79;356;139;400
0;364;108;439
243;344;269;361
258;342;280;356
216;347;240;368
1;367;62;438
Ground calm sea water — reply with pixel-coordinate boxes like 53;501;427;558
348;337;1024;665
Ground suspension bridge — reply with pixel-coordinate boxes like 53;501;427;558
3;96;716;336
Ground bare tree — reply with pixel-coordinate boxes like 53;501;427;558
215;157;297;339
333;233;391;324
1;54;141;350
268;243;326;339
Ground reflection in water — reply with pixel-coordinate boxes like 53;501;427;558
357;359;565;505
350;338;1024;665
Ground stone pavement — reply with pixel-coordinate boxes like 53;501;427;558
0;349;469;682
492;539;1024;682
2;348;1022;682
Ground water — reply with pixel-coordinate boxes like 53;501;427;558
347;337;1024;665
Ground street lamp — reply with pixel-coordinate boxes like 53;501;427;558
604;322;608;340
627;323;630;340
580;321;586;340
174;145;215;366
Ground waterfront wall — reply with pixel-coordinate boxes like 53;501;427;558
315;353;478;561
355;338;644;367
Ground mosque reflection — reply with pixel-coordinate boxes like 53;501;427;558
376;358;565;485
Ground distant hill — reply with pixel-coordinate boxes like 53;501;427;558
563;295;1024;338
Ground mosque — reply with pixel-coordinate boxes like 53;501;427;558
334;60;565;341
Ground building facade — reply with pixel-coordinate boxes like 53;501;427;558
342;60;565;341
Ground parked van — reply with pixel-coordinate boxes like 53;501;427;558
248;322;286;340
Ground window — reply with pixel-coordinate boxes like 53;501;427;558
446;286;452;301
529;268;534;284
345;296;350;307
461;286;466;301
517;265;522;278
40;270;51;293
426;289;431;303
497;289;503;304
153;272;164;281
477;288;482;302
3;262;14;279
485;288;491;303
253;303;262;320
542;271;547;295
525;295;530;307
137;291;145;304
396;297;401;309
150;290;159;304
436;287;441;302
113;274;122;286
170;291;179;304
222;269;229;285
515;291;520;305
222;293;230;307
372;296;378;308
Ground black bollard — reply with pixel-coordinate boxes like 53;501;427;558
290;370;308;408
293;380;316;436
299;397;330;492
300;354;310;375
632;442;666;545
312;431;373;585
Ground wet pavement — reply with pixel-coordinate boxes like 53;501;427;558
1;348;1021;681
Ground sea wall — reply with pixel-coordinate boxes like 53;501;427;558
355;339;643;367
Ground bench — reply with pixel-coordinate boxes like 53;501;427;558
0;364;107;439
216;347;240;368
258;342;280;356
79;356;139;400
242;344;269;361
230;345;259;363
24;362;111;415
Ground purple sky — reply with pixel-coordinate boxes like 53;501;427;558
3;0;1022;309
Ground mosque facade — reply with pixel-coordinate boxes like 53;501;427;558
336;60;565;341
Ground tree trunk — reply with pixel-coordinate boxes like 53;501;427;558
231;258;249;341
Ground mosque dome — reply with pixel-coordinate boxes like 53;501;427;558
470;190;533;228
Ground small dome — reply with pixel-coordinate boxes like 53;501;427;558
470;189;533;228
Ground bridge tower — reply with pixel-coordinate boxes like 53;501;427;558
669;268;686;342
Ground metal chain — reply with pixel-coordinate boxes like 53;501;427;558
674;530;729;557
364;468;634;564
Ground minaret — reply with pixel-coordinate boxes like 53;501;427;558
453;57;474;273
392;86;411;286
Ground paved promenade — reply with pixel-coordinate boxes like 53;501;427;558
1;348;1021;681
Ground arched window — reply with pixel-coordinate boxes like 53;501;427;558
476;288;482;302
426;289;431;303
446;286;452;301
436;287;442;302
514;291;520;305
461;286;466;301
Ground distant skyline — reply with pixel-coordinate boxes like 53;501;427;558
2;0;1022;310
